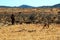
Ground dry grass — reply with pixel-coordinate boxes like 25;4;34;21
0;8;60;14
0;24;60;40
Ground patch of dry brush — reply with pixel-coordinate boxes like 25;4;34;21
0;24;60;40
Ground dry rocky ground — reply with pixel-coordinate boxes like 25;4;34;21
0;23;60;40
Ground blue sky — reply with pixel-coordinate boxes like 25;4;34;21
0;0;60;7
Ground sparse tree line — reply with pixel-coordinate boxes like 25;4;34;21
0;12;60;28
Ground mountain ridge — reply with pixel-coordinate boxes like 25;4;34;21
0;4;60;8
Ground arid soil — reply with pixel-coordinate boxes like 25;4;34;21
0;24;60;40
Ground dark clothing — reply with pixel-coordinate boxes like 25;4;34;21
11;14;15;25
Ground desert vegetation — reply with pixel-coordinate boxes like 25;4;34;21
0;8;60;40
0;11;60;28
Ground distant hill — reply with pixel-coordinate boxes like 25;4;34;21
38;6;52;8
18;5;34;8
38;4;60;8
0;4;60;8
0;6;12;8
52;4;60;8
